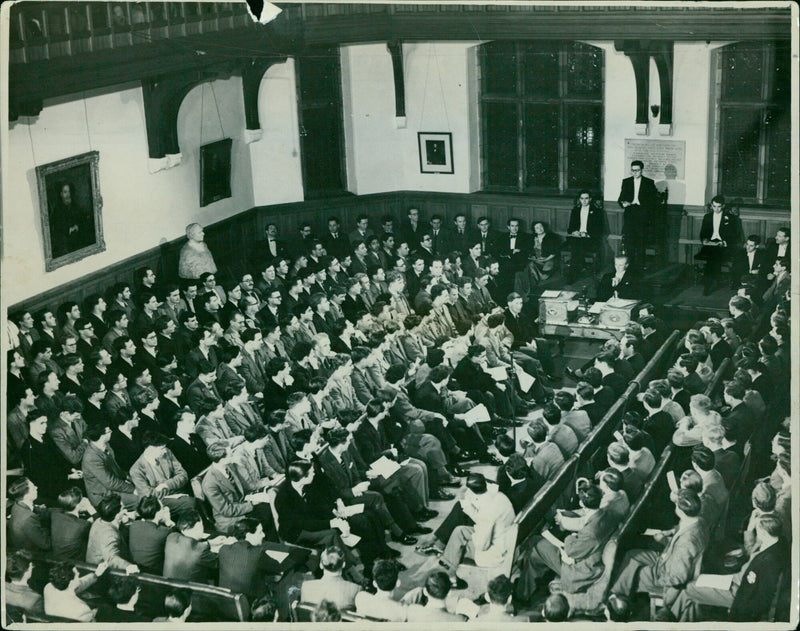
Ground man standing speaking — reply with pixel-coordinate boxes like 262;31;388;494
618;160;659;273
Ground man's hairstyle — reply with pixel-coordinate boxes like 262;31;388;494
137;495;162;520
724;381;746;401
57;487;84;511
710;194;726;205
176;509;202;532
543;593;570;622
675;489;702;517
108;576;139;604
163;589;192;619
679;470;703;494
691;445;715;471
487;574;513;605
751;481;777;513
6;550;33;582
320;545;346;573
385;363;406;384
527;421;548;443
542;402;562;425
325;426;350;449
583;367;603;388
373;559;400;591
96;493;123;522
578;483;603;509
598;468;623;492
467;343;485;358
85;422;110;442
757;514;783;538
595;351;617;368
466;472;488;494
424;570;452;600
286;459;313;482
232;517;261;540
631;159;644;169
553;390;576;411
607;442;630;466
206;441;228;462
48;561;77;591
576;382;595;402
495;434;516;457
286;391;307;409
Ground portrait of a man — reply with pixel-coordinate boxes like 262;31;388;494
36;151;105;271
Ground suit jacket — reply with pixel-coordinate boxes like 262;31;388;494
4;581;45;616
86;519;131;570
723;402;754;446
50;510;91;561
529;442;565;480
317;448;364;501
498;473;542;514
471;489;516;567
8;502;51;553
618;175;659;211
200;464;254;534
597;270;637;301
168;434;211;479
709;338;733;371
351;364;386;406
82;443;136;507
503;308;536;347
568;203;606;238
102;390;132;419
128;520;172;574
577;401;605;427
219;540;305;600
496;232;532;272
48;417;88;467
110;428;144;472
163;532;217;582
274;480;333;543
239;350;267;395
549;424;579;459
452;357;497;394
355;591;408;622
561;410;592;441
353;420;394;465
699;210;740;245
185;378;222;417
223;401;262;436
262;378;290;412
20;435;72;504
729;541;787;621
653;519;708;588
560;507;619;593
732;248;765;280
129;450;189;497
183;347;220;382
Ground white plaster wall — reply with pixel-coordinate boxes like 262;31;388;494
3;76;254;304
249;58;305;205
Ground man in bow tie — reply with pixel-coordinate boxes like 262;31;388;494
695;195;741;295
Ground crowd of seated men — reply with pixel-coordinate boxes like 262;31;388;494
5;208;792;622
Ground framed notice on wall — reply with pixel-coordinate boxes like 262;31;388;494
200;138;233;207
418;132;454;174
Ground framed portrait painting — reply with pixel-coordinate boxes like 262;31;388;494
418;131;454;174
35;150;105;272
200;138;233;207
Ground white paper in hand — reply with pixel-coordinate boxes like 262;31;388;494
369;456;401;479
264;549;291;564
541;528;565;550
643;528;662;537
339;503;365;517
694;573;734;590
486;366;508;381
667;470;679;494
514;365;536;393
463;404;491;427
341;533;362;547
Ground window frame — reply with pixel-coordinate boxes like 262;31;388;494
711;41;790;207
479;40;605;196
295;46;348;200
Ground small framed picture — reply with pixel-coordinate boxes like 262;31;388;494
200;138;233;206
35;151;105;272
418;131;454;174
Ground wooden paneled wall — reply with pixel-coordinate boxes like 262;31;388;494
9;191;789;317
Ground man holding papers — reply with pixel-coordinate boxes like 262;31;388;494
318;426;427;540
353;399;435;518
666;514;787;621
516;484;617;603
452;343;518;423
608;490;708;611
438;473;515;591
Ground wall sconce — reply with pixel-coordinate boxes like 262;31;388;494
650;104;661;118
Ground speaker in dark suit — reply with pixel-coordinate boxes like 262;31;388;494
617;161;660;270
566;193;607;282
596;257;638;302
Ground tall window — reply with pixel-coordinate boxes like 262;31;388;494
480;41;604;194
716;41;790;206
296;47;346;198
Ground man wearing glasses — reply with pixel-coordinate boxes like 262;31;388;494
618;160;659;273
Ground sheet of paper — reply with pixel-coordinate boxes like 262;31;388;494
643;528;663;537
455;598;480;618
613;430;624;442
486;366;508;381
463;403;491;427
163;493;188;499
339;503;365;517
264;549;291;564
567;300;580;311
515;364;536;393
589;302;605;314
369;456;401;479
341;533;362;547
667;470;678;494
540;290;561;298
694;573;734;590
541;528;564;550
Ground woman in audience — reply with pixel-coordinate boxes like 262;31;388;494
529;221;560;284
